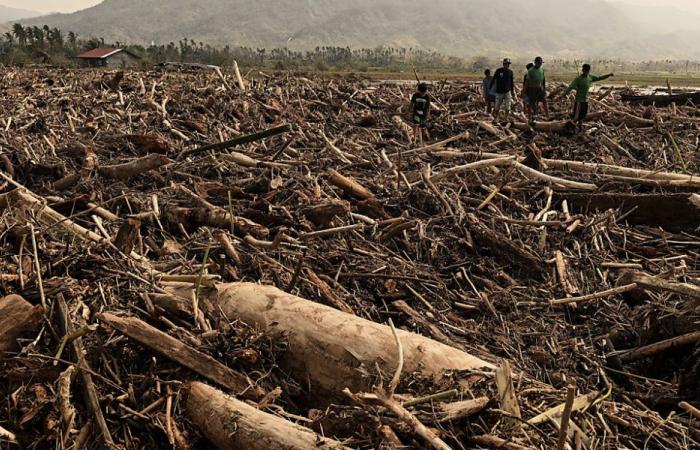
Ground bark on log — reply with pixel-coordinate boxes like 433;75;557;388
203;283;495;394
0;295;43;356
621;91;700;107
618;331;700;362
513;120;576;134
436;397;490;423
299;200;350;227
542;159;700;188
187;382;349;450
558;193;700;232
113;134;170;155
114;218;141;254
179;123;292;159
618;271;700;305
164;207;269;238
97;313;263;399
98;154;171;180
327;169;375;200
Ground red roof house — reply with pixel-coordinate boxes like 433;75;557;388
77;48;140;68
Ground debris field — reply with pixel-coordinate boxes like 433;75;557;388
1;67;700;450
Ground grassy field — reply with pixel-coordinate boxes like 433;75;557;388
325;69;700;88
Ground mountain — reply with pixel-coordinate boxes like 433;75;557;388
0;4;40;21
16;0;700;59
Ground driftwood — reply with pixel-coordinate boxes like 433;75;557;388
2;70;700;450
164;207;269;238
178;123;292;159
0;295;42;356
187;382;349;450
618;271;700;305
621;91;700;107
98;154;171;180
97;312;263;399
559;193;700;231
327;168;375;200
200;282;495;394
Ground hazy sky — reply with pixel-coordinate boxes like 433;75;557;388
2;0;700;14
2;0;101;13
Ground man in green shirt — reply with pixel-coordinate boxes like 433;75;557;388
524;56;549;121
565;64;614;133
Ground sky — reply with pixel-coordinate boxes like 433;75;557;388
2;0;101;13
2;0;700;14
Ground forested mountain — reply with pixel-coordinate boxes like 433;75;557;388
15;0;700;59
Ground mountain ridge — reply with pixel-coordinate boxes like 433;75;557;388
0;4;40;22
16;0;700;60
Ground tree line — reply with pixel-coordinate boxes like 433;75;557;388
2;24;700;75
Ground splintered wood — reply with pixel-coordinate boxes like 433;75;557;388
0;68;699;449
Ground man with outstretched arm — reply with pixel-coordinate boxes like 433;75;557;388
565;64;614;133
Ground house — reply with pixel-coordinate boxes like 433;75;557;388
77;48;140;68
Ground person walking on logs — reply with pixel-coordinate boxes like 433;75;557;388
410;82;431;144
565;64;614;133
524;56;548;122
483;69;495;114
489;58;515;121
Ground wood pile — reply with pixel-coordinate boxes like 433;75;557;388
0;67;699;449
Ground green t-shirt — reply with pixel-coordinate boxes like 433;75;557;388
566;74;609;102
525;66;545;86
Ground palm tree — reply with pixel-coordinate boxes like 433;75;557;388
12;24;26;47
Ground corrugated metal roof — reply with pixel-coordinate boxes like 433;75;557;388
77;48;123;59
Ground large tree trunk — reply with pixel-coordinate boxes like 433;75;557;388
187;382;349;450
201;283;495;394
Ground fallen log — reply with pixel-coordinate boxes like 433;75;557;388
187;382;349;450
327;169;375;200
178;123;293;159
98;154;171;180
299;200;350;227
559;193;700;232
435;397;490;423
541;159;700;189
198;282;495;395
470;435;534;450
617;331;700;362
621;91;700;107
618;271;700;305
164;207;269;238
387;132;469;158
0;295;43;356
57;295;114;448
513;120;576;134
97;312;263;399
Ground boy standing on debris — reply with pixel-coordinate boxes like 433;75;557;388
483;69;495;114
489;58;515;120
565;64;614;133
524;56;549;121
410;82;431;144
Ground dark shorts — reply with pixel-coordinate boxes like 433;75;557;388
485;94;495;103
572;101;589;121
526;86;546;104
413;114;428;128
